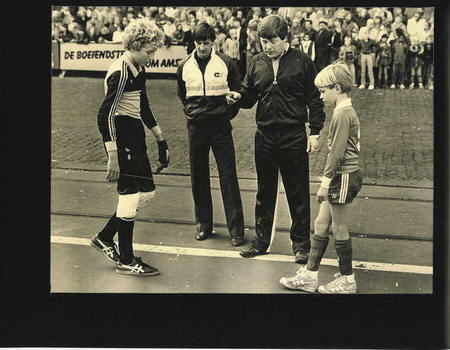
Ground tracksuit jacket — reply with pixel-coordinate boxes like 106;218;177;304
176;48;240;124
238;47;325;136
97;52;159;152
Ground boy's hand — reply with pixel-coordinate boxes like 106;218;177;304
317;186;329;203
106;151;120;182
156;140;170;174
224;91;241;105
306;135;320;153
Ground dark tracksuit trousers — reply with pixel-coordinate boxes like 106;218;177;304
253;125;311;254
187;119;244;238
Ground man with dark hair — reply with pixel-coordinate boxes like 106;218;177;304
176;22;245;246
302;19;317;42
226;15;325;263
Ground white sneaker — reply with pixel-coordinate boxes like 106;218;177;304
409;83;415;89
390;84;396;89
359;84;365;89
280;266;318;292
418;83;424;89
318;274;357;294
428;84;434;90
400;84;405;90
368;84;374;90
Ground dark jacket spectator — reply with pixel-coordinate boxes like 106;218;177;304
315;21;332;71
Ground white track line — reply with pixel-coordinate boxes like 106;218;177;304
51;235;433;275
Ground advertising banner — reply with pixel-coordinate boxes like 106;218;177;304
52;40;60;69
59;43;187;73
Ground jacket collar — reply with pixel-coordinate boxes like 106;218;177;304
122;52;142;78
334;98;352;112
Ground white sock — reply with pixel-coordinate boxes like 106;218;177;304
346;274;355;283
307;269;319;277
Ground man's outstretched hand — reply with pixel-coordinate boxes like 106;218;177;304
224;91;242;105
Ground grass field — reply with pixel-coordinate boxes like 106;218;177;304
51;76;433;185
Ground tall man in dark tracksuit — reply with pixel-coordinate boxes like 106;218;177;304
176;23;245;247
227;15;325;263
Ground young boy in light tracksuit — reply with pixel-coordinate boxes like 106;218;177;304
279;60;363;294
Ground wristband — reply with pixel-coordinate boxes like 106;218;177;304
105;141;117;152
320;176;332;189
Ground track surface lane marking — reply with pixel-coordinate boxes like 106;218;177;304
51;235;433;275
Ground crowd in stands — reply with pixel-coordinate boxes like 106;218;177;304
52;6;434;89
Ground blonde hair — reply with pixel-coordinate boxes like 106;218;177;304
314;60;353;93
123;18;165;51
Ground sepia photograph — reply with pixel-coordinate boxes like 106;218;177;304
49;5;435;295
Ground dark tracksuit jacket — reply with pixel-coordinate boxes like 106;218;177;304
176;48;244;238
97;52;159;194
238;46;325;254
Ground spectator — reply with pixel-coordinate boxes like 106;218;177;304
183;21;196;54
288;17;303;43
353;7;369;29
303;19;317;42
357;29;377;89
421;35;434;89
408;37;425;89
86;9;103;42
418;20;433;43
330;18;345;62
334;7;347;20
219;7;233;22
314;19;332;72
313;9;325;30
110;15;122;33
390;32;408;89
165;6;177;19
121;16;130;29
73;28;90;44
112;24;125;42
76;8;89;28
407;11;427;41
393;7;409;25
186;10;197;24
359;18;379;42
172;23;186;44
339;35;357;86
163;17;177;39
154;7;168;27
223;28;240;62
97;22;113;42
213;26;227;53
373;16;383;32
246;19;262;63
290;34;301;50
376;34;392;88
233;18;247;79
343;12;359;35
300;33;316;61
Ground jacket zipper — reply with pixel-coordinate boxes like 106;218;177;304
193;58;207;96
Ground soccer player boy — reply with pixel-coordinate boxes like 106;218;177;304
91;18;170;276
279;60;363;293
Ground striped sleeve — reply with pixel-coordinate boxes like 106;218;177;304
322;110;350;185
140;81;159;130
97;61;128;149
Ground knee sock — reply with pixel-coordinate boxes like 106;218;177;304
335;238;353;276
117;218;135;265
307;234;329;271
98;212;118;242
